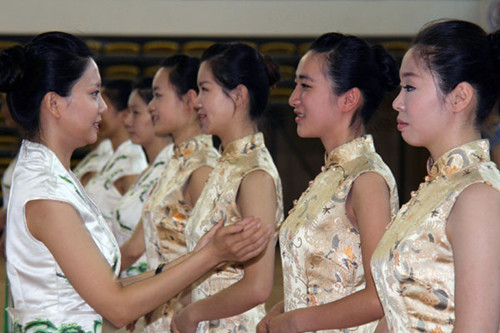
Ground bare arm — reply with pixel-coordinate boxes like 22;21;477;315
25;199;270;328
446;183;500;333
173;170;278;332
119;219;145;272
184;166;213;208
114;174;139;195
268;172;390;332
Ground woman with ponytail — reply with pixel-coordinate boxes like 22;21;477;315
258;33;400;333
172;43;284;332
0;32;271;332
371;20;500;332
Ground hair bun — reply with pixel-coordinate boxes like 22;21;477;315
0;45;25;92
371;44;400;90
488;30;500;68
261;53;281;87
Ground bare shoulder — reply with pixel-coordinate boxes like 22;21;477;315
237;170;277;224
350;171;390;204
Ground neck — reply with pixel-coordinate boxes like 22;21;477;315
143;136;172;164
109;127;129;151
218;120;257;150
38;133;75;170
172;122;203;146
427;126;481;161
322;125;364;154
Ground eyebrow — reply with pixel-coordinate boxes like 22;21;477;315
198;80;211;85
401;72;419;79
297;74;314;82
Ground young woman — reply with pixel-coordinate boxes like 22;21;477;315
84;79;148;223
110;77;174;278
172;43;284;332
370;20;500;332
258;33;400;333
120;55;220;331
0;31;271;332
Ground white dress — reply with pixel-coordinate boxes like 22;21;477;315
73;139;113;181
110;143;174;277
85;140;147;224
6;140;120;332
2;155;17;209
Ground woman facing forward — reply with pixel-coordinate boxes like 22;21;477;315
259;33;400;333
371;20;500;332
0;31;271;332
172;43;284;332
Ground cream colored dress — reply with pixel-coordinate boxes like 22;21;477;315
371;140;500;333
73;139;113;181
111;143;174;277
185;132;284;333
85;140;148;224
142;135;219;332
280;135;399;333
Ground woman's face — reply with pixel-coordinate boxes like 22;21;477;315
195;61;236;136
149;67;186;137
61;60;107;147
123;90;155;146
393;48;452;150
289;51;342;141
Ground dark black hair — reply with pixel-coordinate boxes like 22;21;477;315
309;33;399;126
0;31;93;140
132;77;153;105
412;19;500;124
159;55;200;98
201;42;281;120
102;79;133;112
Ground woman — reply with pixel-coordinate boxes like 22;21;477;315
84;79;148;224
258;33;400;333
111;77;174;278
120;55;219;331
371;20;500;332
172;43;284;332
0;31;271;332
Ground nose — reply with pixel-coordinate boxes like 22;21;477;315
392;89;404;112
98;95;108;115
148;99;155;114
123;110;133;127
288;85;300;108
194;94;202;112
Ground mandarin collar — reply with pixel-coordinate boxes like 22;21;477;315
219;132;264;161
173;134;213;158
426;139;490;181
324;135;375;169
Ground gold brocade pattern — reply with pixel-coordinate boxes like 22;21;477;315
280;135;399;333
142;135;219;332
371;140;500;333
185;132;284;333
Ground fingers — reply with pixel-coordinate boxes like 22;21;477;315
256;316;270;333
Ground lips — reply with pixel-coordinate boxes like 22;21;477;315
294;110;304;123
397;118;408;131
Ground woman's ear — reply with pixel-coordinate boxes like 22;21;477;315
42;92;63;119
340;87;363;114
184;89;198;109
448;81;474;114
231;84;249;107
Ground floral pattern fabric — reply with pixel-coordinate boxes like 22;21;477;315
142;135;219;332
6;140;120;332
185;132;284;333
280;135;399;333
371;140;500;333
111;144;174;277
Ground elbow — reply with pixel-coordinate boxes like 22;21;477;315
104;308;135;329
250;282;273;305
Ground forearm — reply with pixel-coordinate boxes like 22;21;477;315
184;278;268;324
290;288;383;332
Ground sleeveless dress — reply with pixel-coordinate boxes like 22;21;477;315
6;140;120;332
85;139;147;224
370;140;500;333
185;132;284;333
73;139;113;181
142;134;219;332
280;135;399;333
110;143;174;277
2;155;17;209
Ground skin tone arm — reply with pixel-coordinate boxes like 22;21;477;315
172;170;278;333
261;172;391;333
446;183;500;333
25;199;271;328
114;174;139;196
120;166;214;272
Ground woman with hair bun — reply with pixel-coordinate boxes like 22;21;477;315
172;43;284;333
371;20;500;332
258;33;400;333
0;31;271;332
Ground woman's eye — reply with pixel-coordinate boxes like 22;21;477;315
91;90;100;98
301;83;311;89
402;85;415;92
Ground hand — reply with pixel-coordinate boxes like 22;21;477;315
171;306;198;333
257;300;284;333
268;310;299;333
208;216;271;263
194;219;223;252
